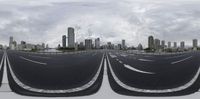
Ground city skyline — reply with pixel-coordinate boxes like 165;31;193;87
1;0;200;47
4;33;200;50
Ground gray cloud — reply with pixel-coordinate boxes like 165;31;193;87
0;0;200;48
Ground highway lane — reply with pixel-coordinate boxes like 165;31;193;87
107;51;200;96
0;50;4;87
6;50;104;96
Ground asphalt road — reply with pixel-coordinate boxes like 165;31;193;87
107;51;200;96
0;50;4;87
6;50;104;97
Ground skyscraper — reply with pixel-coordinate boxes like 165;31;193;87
137;43;143;50
9;36;14;48
68;27;75;48
95;38;100;49
148;36;154;49
154;39;160;50
107;42;113;49
161;40;165;49
173;42;177;48
62;35;66;48
193;39;198;48
168;42;171;48
122;39;126;50
180;41;185;49
85;39;92;49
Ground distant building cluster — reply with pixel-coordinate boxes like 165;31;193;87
9;36;48;51
4;30;200;53
59;27;102;50
105;39;128;50
148;35;199;52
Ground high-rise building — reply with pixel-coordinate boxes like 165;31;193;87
68;27;75;48
173;42;177;48
137;43;143;50
85;39;92;49
21;41;26;49
154;39;160;50
46;44;49;49
161;40;165;49
193;39;198;48
62;35;66;48
58;44;61;49
78;42;84;49
117;44;122;50
9;36;14;48
42;43;45;49
180;41;185;49
148;36;154;49
122;39;126;49
168;42;171;48
107;42;112;49
95;38;100;49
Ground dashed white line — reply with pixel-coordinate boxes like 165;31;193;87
124;64;155;74
119;61;123;64
138;59;154;62
165;54;186;59
28;55;51;59
109;54;117;58
19;56;47;65
171;56;193;64
120;54;128;57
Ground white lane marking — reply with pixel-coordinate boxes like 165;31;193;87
107;54;200;93
144;56;153;58
171;56;193;64
116;58;119;61
119;61;123;64
165;54;186;59
19;56;47;65
120;54;128;57
138;59;154;62
28;55;51;59
109;54;117;58
124;64;155;74
92;53;97;56
0;52;5;70
0;51;11;91
6;52;105;93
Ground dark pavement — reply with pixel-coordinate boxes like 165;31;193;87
6;50;104;96
0;50;4;87
107;51;200;96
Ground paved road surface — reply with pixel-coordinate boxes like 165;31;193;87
107;51;200;96
6;50;104;97
0;50;4;87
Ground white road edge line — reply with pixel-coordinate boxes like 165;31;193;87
171;56;193;64
107;53;200;93
124;64;155;74
0;51;5;70
1;50;12;91
6;52;104;93
19;56;47;65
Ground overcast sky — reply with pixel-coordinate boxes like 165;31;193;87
0;0;200;48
